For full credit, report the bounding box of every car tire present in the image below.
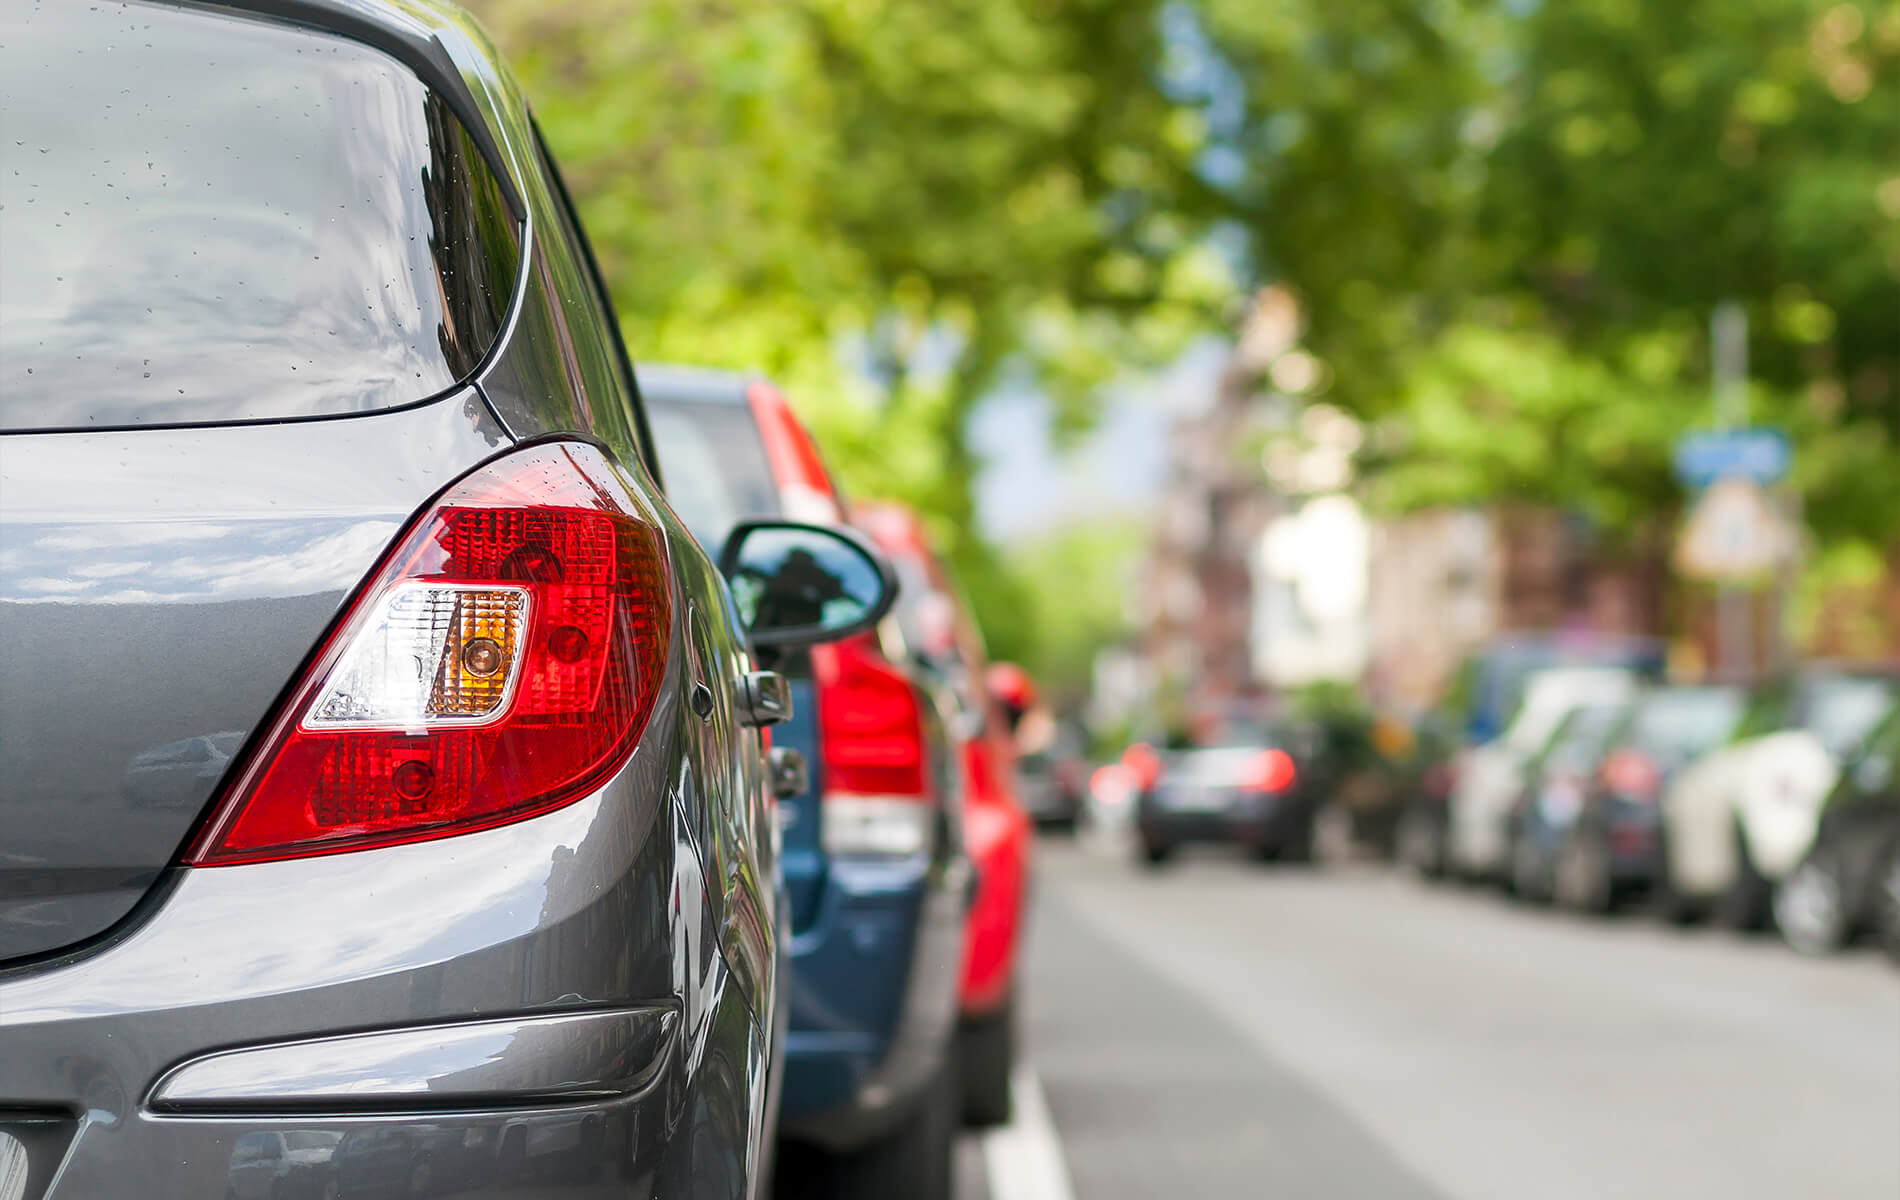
[1874,845,1900,966]
[959,998,1015,1128]
[1775,845,1852,956]
[1510,830,1550,904]
[1553,827,1613,915]
[1139,840,1173,868]
[1280,812,1318,864]
[1398,808,1446,879]
[829,1065,957,1200]
[1718,821,1772,932]
[1650,828,1701,925]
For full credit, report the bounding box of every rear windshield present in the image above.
[646,397,781,551]
[0,2,520,430]
[1626,687,1745,760]
[1799,676,1897,757]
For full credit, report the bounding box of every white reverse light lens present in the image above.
[821,793,936,858]
[303,583,529,730]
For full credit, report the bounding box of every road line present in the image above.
[981,1066,1076,1200]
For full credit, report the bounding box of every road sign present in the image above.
[1675,477,1796,580]
[1673,428,1791,488]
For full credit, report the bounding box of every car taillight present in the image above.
[1122,742,1162,791]
[813,634,933,856]
[1243,748,1298,793]
[1600,748,1662,802]
[190,443,672,865]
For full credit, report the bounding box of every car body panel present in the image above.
[0,1,784,1193]
[1662,671,1898,897]
[855,500,1033,1019]
[0,393,509,963]
[641,368,968,1151]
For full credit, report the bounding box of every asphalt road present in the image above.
[977,838,1900,1200]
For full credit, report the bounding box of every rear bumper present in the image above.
[0,765,768,1200]
[778,854,967,1153]
[1138,789,1312,849]
[1605,803,1665,885]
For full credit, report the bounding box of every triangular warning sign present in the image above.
[1675,477,1794,580]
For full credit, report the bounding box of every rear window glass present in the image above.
[1627,687,1745,759]
[0,2,520,430]
[646,398,780,551]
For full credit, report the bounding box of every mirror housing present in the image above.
[717,520,898,649]
[985,661,1038,735]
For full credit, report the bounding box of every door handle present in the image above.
[737,670,793,728]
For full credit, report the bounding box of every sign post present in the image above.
[1672,303,1797,680]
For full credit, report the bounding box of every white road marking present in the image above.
[981,1066,1076,1200]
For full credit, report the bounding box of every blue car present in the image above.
[642,366,970,1200]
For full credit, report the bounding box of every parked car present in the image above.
[857,501,1035,1127]
[1399,635,1664,879]
[1774,707,1900,956]
[1013,723,1088,832]
[1505,699,1635,902]
[1658,666,1899,927]
[0,4,893,1195]
[1540,684,1747,913]
[642,366,970,1200]
[1134,718,1326,865]
[1446,664,1647,880]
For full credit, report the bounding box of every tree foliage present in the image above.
[467,0,1899,683]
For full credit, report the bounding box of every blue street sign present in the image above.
[1673,428,1791,488]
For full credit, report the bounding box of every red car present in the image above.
[855,502,1036,1127]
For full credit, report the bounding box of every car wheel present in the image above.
[1398,809,1445,879]
[1553,827,1613,915]
[1718,821,1773,932]
[959,997,1015,1128]
[1510,831,1550,904]
[1650,829,1701,926]
[1775,846,1851,956]
[1874,846,1900,966]
[829,1065,957,1200]
[1279,812,1318,864]
[1138,840,1173,868]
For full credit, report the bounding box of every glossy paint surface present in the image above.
[0,0,785,1193]
[0,393,508,962]
[639,370,969,1147]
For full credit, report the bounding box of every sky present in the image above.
[969,339,1228,545]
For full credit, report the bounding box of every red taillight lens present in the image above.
[1122,742,1162,791]
[1600,748,1662,802]
[812,634,926,798]
[191,443,672,865]
[1243,748,1298,793]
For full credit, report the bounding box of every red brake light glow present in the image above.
[1600,748,1663,802]
[191,443,672,865]
[812,634,927,798]
[1243,748,1298,793]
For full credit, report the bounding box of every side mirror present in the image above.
[985,661,1038,735]
[717,520,898,649]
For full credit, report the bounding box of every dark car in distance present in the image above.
[1135,722,1325,866]
[0,4,895,1196]
[1548,684,1747,914]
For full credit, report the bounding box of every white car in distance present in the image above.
[1659,669,1898,927]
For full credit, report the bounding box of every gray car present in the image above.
[0,3,896,1196]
